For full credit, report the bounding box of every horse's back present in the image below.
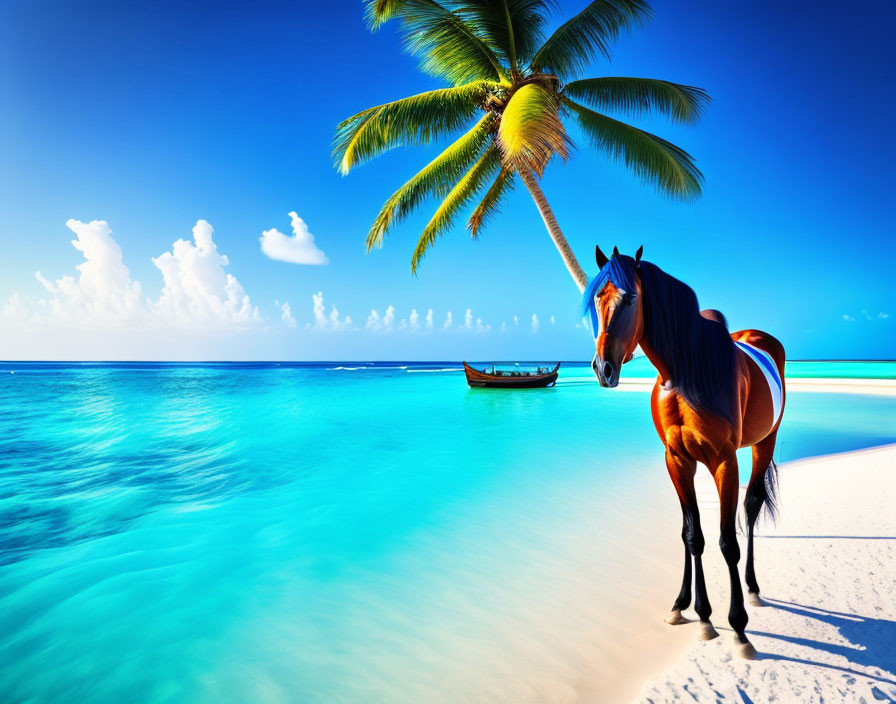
[730,329,786,372]
[731,329,786,446]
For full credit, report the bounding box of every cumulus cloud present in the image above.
[260,211,328,265]
[277,300,296,328]
[455,309,490,333]
[399,308,420,332]
[309,291,352,331]
[531,313,540,333]
[30,219,145,326]
[2,292,28,321]
[152,220,258,326]
[360,305,491,334]
[4,218,261,330]
[366,305,395,332]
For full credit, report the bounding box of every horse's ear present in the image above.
[595,245,609,269]
[612,246,620,258]
[635,245,643,263]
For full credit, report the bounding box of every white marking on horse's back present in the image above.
[735,341,783,427]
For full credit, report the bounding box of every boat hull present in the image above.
[463,362,560,389]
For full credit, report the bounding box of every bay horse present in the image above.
[583,245,785,659]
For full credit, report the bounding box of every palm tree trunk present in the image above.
[518,169,588,293]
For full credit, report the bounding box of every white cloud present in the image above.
[259,211,328,265]
[361,306,492,334]
[30,219,145,326]
[500,322,507,333]
[366,305,395,332]
[454,309,490,333]
[277,300,296,328]
[310,291,352,331]
[4,218,260,332]
[513,315,519,326]
[2,292,28,321]
[35,271,56,293]
[152,220,258,326]
[401,308,420,332]
[550,315,555,325]
[531,313,540,333]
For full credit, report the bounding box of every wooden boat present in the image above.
[463,362,560,389]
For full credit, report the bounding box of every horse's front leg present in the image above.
[714,449,756,659]
[664,448,717,639]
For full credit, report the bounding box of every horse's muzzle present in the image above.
[592,358,619,388]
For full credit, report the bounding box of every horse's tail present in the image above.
[745,458,780,526]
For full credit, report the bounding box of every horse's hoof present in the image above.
[747,592,763,607]
[665,609,689,625]
[698,621,719,640]
[734,635,757,659]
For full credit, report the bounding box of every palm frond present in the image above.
[334,82,495,174]
[563,77,710,125]
[367,114,495,250]
[369,0,508,84]
[468,168,516,237]
[412,145,502,272]
[364,0,407,27]
[498,83,570,174]
[453,0,554,70]
[562,97,703,198]
[530,0,651,79]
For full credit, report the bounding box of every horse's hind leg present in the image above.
[714,448,755,659]
[744,431,779,605]
[664,448,717,639]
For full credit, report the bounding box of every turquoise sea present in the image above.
[1,361,895,703]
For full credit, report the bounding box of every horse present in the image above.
[582,245,786,659]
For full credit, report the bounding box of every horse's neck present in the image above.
[637,338,672,386]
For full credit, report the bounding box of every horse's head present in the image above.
[582,245,645,388]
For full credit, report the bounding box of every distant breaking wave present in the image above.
[405,368,462,373]
[327,365,410,371]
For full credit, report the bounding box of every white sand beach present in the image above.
[633,443,896,703]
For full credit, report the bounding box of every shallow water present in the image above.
[1,362,894,703]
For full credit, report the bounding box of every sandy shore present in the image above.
[633,443,896,703]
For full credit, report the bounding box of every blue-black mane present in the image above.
[636,258,737,424]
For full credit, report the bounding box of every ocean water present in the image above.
[1,362,895,703]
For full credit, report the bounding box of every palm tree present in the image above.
[333,0,709,292]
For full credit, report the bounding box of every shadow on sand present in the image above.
[750,598,896,696]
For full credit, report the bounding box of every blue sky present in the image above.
[1,0,893,360]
